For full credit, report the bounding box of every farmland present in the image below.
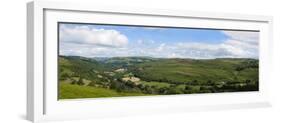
[58,55,259,99]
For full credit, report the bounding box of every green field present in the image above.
[59,82,147,99]
[58,56,259,99]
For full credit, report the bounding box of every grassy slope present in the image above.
[58,56,258,99]
[135,58,258,83]
[59,83,148,99]
[59,56,108,81]
[60,56,258,84]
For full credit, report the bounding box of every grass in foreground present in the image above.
[59,83,148,99]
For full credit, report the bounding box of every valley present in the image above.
[58,55,259,99]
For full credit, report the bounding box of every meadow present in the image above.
[58,55,259,99]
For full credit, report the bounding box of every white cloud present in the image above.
[60,25,259,59]
[59,25,130,57]
[153,37,259,59]
[222,30,259,58]
[156,43,166,51]
[60,25,128,48]
[222,30,259,46]
[136,30,259,59]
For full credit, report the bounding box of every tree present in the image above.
[191,80,198,85]
[245,79,251,83]
[88,81,96,87]
[60,72,69,80]
[207,80,213,86]
[144,85,153,94]
[77,77,84,85]
[167,87,183,94]
[128,73,133,78]
[185,85,192,90]
[71,79,77,85]
[199,86,208,91]
[110,81,118,90]
[137,84,145,90]
[159,87,168,94]
[125,81,135,88]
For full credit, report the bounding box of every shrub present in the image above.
[77,77,85,85]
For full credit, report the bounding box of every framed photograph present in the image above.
[27,0,273,122]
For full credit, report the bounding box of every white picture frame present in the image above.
[27,0,273,122]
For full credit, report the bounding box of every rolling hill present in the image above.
[58,55,259,99]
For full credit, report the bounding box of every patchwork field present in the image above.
[58,56,258,99]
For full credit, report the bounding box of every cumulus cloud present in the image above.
[222,30,259,58]
[170,40,258,59]
[222,30,259,46]
[59,24,259,59]
[148,37,259,59]
[60,42,130,58]
[126,30,259,59]
[60,25,128,48]
[59,24,130,57]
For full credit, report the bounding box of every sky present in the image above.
[59,23,259,59]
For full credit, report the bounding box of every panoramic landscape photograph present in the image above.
[58,23,259,99]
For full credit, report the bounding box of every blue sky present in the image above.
[62,23,228,44]
[59,23,259,59]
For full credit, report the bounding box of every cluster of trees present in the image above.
[70,77,85,85]
[217,81,258,91]
[235,60,258,71]
[59,72,70,81]
[59,57,259,95]
[107,78,147,93]
[61,66,258,95]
